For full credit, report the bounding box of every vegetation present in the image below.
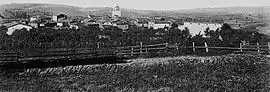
[1,23,269,51]
[1,54,269,91]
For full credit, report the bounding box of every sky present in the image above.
[0,0,269,10]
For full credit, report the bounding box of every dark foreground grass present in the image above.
[0,54,270,92]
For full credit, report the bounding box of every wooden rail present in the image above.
[116,42,270,57]
[1,41,270,63]
[116,43,168,56]
[0,48,115,63]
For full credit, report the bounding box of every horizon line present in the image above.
[0,2,269,11]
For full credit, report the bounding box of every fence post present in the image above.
[240,43,243,52]
[165,43,168,48]
[146,47,148,53]
[257,42,260,52]
[176,43,179,50]
[268,42,270,51]
[97,42,100,48]
[51,42,53,49]
[131,47,134,56]
[204,42,208,52]
[192,42,195,52]
[140,42,143,54]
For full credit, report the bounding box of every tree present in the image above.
[221,23,232,30]
[170,22,179,30]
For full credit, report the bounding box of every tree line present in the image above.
[0,23,269,51]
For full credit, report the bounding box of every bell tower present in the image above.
[112,4,121,19]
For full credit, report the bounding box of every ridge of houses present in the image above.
[0,5,177,35]
[2,4,254,35]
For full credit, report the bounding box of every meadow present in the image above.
[0,54,270,92]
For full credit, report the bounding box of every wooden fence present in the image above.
[0,48,115,63]
[116,42,270,57]
[116,42,169,56]
[241,42,270,52]
[1,41,270,63]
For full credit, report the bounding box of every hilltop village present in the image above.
[0,4,268,50]
[0,5,169,35]
[0,5,259,35]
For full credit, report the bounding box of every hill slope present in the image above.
[0,3,269,19]
[0,3,87,17]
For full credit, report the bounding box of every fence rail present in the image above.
[0,48,115,63]
[116,42,270,57]
[1,42,270,63]
[116,42,168,56]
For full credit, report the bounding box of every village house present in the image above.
[28,23,39,28]
[138,21,149,28]
[112,21,129,30]
[84,19,100,28]
[28,15,52,28]
[115,23,129,30]
[53,13,68,22]
[30,16,40,22]
[101,22,113,29]
[51,13,69,27]
[148,21,171,30]
[57,20,70,27]
[44,20,57,28]
[5,23,32,35]
[69,24,79,29]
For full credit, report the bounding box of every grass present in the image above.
[0,54,270,91]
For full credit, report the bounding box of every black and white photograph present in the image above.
[0,0,270,91]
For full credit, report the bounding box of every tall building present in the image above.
[112,4,121,19]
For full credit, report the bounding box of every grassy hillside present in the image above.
[174,7,270,15]
[0,54,269,91]
[0,3,86,17]
[1,3,269,19]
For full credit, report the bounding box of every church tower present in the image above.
[112,4,121,19]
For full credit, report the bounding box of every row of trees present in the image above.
[0,23,269,51]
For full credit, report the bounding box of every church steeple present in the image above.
[112,4,121,19]
[114,4,120,11]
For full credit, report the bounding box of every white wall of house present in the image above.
[148,22,170,29]
[117,25,129,30]
[7,24,32,35]
[53,16,58,22]
[30,16,39,22]
[138,23,148,27]
[29,23,38,28]
[70,25,79,29]
[57,23,63,27]
[153,24,170,29]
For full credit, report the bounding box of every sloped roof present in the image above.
[0,14,4,19]
[5,23,32,28]
[154,21,170,24]
[2,22,18,27]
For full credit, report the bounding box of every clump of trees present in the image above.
[0,23,269,52]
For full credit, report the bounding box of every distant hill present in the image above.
[0,3,269,19]
[174,7,270,14]
[0,3,152,18]
[0,3,87,17]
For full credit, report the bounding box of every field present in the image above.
[0,54,270,91]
